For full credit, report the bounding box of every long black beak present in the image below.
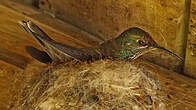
[155,46,183,62]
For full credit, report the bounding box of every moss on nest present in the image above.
[17,60,166,110]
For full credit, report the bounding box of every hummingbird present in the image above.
[18,20,183,64]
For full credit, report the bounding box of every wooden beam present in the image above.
[0,48,30,69]
[184,1,196,78]
[0,60,23,109]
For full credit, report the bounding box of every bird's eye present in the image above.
[137,40,147,46]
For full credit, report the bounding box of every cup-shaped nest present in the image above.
[17,60,166,110]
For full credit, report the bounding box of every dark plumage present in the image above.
[18,20,183,64]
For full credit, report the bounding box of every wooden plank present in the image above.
[0,48,30,69]
[184,1,196,78]
[0,60,23,110]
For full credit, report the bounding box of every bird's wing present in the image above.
[18,20,88,63]
[25,46,52,64]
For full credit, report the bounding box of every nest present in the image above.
[17,60,166,110]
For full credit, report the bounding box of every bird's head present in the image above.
[115,27,183,62]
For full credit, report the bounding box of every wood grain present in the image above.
[184,0,196,78]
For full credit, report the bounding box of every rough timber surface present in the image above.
[184,1,196,78]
